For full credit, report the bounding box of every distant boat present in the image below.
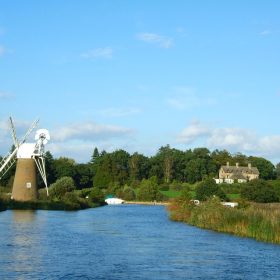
[105,197,124,205]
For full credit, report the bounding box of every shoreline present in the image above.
[125,201,170,206]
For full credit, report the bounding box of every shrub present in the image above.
[49,177,76,199]
[241,179,279,203]
[137,176,163,201]
[195,178,226,201]
[89,187,104,204]
[38,188,48,200]
[121,185,136,201]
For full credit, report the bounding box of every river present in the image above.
[0,205,280,279]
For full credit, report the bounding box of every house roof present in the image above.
[220,165,259,175]
[229,173,247,180]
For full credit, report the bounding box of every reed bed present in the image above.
[168,198,280,244]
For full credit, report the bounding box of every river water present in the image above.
[0,205,280,280]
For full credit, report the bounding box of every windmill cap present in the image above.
[17,143,36,159]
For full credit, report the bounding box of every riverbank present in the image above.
[168,197,280,244]
[125,201,170,206]
[0,197,103,211]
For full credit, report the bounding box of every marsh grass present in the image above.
[169,198,280,244]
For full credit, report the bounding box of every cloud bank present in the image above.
[177,120,280,162]
[52,121,132,142]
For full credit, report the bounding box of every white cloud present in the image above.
[207,127,256,151]
[52,121,133,142]
[81,47,113,59]
[97,107,141,117]
[177,120,210,143]
[136,32,173,48]
[177,121,280,163]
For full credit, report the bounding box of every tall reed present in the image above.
[168,198,280,244]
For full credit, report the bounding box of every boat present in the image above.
[105,197,124,205]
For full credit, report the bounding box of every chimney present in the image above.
[236,162,239,168]
[248,163,251,169]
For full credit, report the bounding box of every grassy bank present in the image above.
[0,196,104,211]
[0,200,7,211]
[168,197,280,244]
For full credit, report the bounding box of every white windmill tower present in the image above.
[0,117,50,201]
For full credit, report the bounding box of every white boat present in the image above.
[105,197,124,205]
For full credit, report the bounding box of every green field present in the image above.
[226,193,241,200]
[160,190,181,198]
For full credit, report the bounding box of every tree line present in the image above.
[0,145,279,193]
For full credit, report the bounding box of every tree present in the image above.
[129,152,150,182]
[232,152,248,166]
[93,154,112,189]
[276,163,280,179]
[90,147,100,164]
[44,151,56,186]
[137,176,163,201]
[248,157,276,180]
[53,157,76,180]
[211,149,232,169]
[89,187,104,204]
[110,150,130,185]
[122,186,136,201]
[196,178,226,201]
[241,179,279,203]
[73,163,93,189]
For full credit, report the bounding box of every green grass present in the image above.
[227,193,241,200]
[160,190,181,198]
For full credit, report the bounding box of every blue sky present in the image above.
[0,1,280,163]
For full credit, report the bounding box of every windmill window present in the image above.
[26,182,32,188]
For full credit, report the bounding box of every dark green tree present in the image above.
[110,149,130,185]
[93,154,112,189]
[89,187,104,204]
[248,156,276,180]
[241,179,278,203]
[44,151,56,186]
[129,152,150,182]
[211,149,232,170]
[53,157,76,180]
[276,162,280,179]
[196,178,226,201]
[90,147,100,164]
[74,163,93,189]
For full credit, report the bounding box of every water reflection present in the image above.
[12,210,36,223]
[9,210,42,279]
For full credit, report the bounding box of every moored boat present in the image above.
[105,197,124,205]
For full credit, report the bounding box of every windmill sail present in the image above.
[0,149,17,179]
[0,117,39,180]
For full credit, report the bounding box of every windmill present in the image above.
[0,117,50,201]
